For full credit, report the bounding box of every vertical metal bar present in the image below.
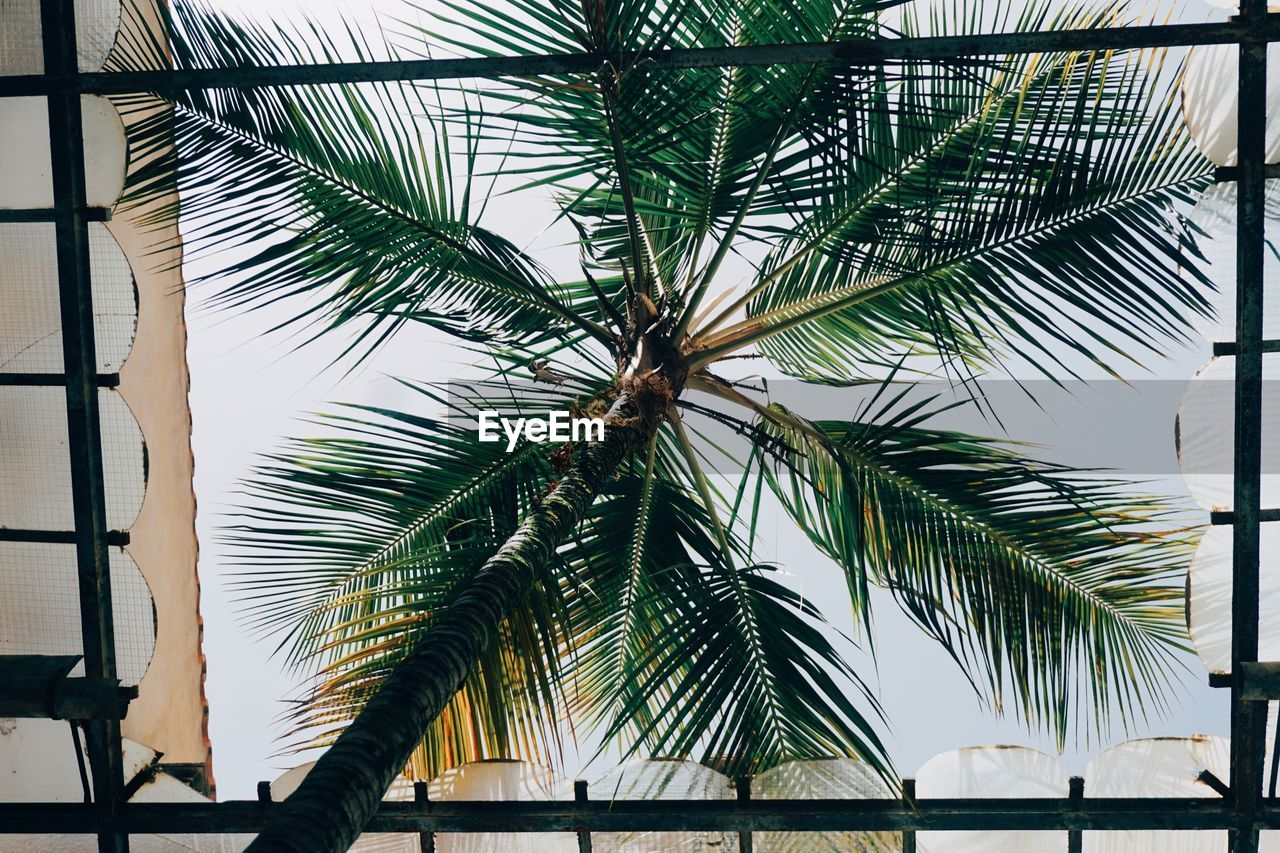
[735,777,753,853]
[1229,4,1269,852]
[573,779,591,853]
[1068,776,1084,853]
[902,778,917,853]
[38,0,127,850]
[414,782,435,853]
[1269,701,1280,798]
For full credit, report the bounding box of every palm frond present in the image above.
[224,382,580,775]
[692,0,1214,379]
[277,529,571,778]
[560,439,891,777]
[751,392,1193,744]
[413,0,901,307]
[230,378,890,777]
[112,1,611,361]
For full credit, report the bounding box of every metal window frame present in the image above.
[3,1,1275,850]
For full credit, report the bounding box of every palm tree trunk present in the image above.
[246,391,652,852]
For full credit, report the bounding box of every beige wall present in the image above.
[104,0,212,787]
[111,194,212,778]
[107,0,210,781]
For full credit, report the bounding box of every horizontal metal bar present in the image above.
[0,655,82,682]
[1,18,1278,97]
[0,655,134,720]
[0,373,121,388]
[1212,341,1280,356]
[0,529,130,546]
[1,798,1276,835]
[1242,662,1280,700]
[0,208,111,222]
[1214,165,1280,183]
[0,678,136,720]
[1210,509,1280,525]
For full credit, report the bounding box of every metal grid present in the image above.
[0,222,138,375]
[0,386,145,530]
[1177,357,1280,514]
[0,542,155,686]
[1185,185,1280,344]
[0,0,122,74]
[0,0,1276,851]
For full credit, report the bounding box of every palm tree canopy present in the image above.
[119,0,1212,784]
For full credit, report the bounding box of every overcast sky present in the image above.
[188,0,1235,799]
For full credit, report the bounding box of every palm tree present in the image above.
[118,0,1214,849]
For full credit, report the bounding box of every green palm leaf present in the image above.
[276,530,571,777]
[560,438,891,777]
[113,1,611,361]
[225,382,578,776]
[751,392,1192,743]
[691,1,1214,379]
[416,0,901,304]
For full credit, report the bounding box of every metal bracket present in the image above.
[1241,662,1280,700]
[1197,770,1232,798]
[1210,510,1280,525]
[0,655,136,720]
[1213,165,1280,182]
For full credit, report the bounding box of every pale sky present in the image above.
[189,0,1235,799]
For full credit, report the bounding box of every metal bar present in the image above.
[1271,703,1280,799]
[0,373,121,387]
[0,655,81,681]
[1242,663,1280,700]
[736,777,753,853]
[1068,777,1084,853]
[2,18,1278,98]
[0,529,130,545]
[39,0,127,849]
[1215,165,1280,183]
[902,778,917,853]
[1212,341,1280,357]
[2,798,1278,835]
[0,677,135,720]
[1210,509,1280,525]
[70,722,92,803]
[0,208,111,222]
[119,759,160,804]
[0,4,1268,848]
[1229,2,1270,851]
[415,782,435,853]
[573,780,590,853]
[1200,770,1234,799]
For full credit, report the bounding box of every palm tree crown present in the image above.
[118,0,1213,848]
